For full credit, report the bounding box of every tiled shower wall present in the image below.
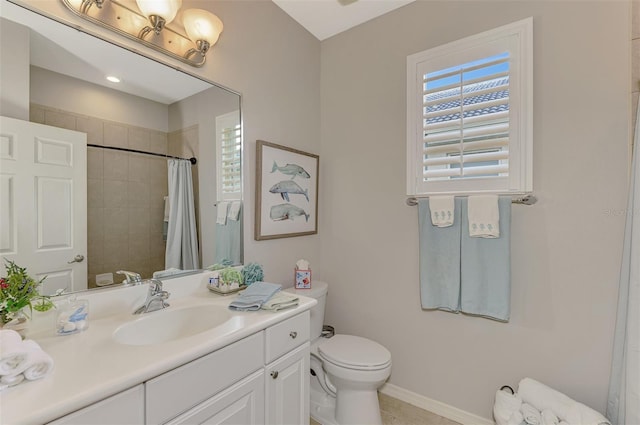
[30,103,169,288]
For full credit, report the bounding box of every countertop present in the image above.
[0,273,316,424]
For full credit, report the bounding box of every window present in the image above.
[215,111,242,201]
[407,18,533,196]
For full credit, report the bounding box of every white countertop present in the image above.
[0,272,316,424]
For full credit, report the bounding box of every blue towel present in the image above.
[460,196,511,321]
[418,198,462,312]
[228,281,282,311]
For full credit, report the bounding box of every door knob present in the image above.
[270,371,279,379]
[67,254,84,264]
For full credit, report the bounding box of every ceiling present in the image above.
[272,0,416,41]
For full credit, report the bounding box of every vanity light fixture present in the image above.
[60,0,224,67]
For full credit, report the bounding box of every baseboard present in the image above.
[379,382,494,425]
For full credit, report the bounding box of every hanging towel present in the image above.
[163,196,170,241]
[460,196,511,321]
[261,293,299,311]
[418,198,462,312]
[468,195,500,238]
[217,201,229,225]
[228,281,282,311]
[227,201,241,221]
[429,195,455,227]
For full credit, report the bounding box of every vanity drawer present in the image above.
[145,332,263,425]
[264,311,310,364]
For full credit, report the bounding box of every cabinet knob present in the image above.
[270,371,279,379]
[289,331,297,339]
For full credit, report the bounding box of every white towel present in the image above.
[494,389,524,425]
[0,330,29,376]
[429,196,455,227]
[261,293,299,312]
[20,340,53,381]
[227,201,241,221]
[518,378,611,425]
[217,201,229,225]
[468,195,500,238]
[163,196,170,221]
[542,409,560,425]
[522,403,542,425]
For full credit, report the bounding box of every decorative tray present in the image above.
[207,283,247,295]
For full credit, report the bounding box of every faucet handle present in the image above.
[147,278,164,293]
[116,270,142,284]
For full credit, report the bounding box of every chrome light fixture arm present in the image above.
[60,0,215,67]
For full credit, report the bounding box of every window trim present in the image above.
[406,17,533,196]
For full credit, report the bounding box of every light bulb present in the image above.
[182,9,224,47]
[136,0,182,24]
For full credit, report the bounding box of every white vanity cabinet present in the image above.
[47,310,311,425]
[48,385,145,425]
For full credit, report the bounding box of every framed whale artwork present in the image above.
[255,140,319,240]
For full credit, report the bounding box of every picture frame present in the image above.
[255,140,319,240]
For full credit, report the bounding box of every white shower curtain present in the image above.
[606,100,640,425]
[165,159,200,270]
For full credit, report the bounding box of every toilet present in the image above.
[285,281,392,425]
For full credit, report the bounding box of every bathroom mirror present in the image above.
[0,2,243,294]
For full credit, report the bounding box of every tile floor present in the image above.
[310,393,462,425]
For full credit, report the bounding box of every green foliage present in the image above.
[0,259,53,324]
[219,267,243,285]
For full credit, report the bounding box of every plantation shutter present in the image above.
[407,18,533,196]
[216,111,241,200]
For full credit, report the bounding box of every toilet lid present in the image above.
[318,335,391,370]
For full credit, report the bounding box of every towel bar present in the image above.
[406,194,537,207]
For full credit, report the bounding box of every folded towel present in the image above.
[468,195,500,238]
[0,330,30,376]
[542,409,560,425]
[261,293,299,311]
[217,201,229,225]
[228,201,241,221]
[21,340,53,381]
[429,196,455,227]
[494,389,524,425]
[522,403,542,425]
[229,281,282,311]
[518,378,611,425]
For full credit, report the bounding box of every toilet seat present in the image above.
[318,334,391,371]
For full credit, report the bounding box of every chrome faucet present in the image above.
[133,279,170,314]
[117,270,143,285]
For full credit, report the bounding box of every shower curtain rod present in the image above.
[87,144,197,164]
[406,194,537,206]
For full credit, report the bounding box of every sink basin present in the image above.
[113,304,234,346]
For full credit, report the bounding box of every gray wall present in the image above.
[320,0,630,419]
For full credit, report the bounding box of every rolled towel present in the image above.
[518,378,610,425]
[467,195,500,238]
[261,293,299,312]
[494,389,524,425]
[0,330,30,376]
[522,403,542,425]
[429,196,455,227]
[20,340,54,381]
[542,409,559,425]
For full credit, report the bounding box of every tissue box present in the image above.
[295,269,312,289]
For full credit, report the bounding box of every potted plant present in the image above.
[0,259,54,336]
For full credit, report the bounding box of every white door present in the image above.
[0,116,87,295]
[265,342,310,425]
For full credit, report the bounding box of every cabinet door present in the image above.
[48,385,144,425]
[265,342,310,425]
[166,370,265,425]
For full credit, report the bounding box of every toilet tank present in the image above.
[285,280,327,340]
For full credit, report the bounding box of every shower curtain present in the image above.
[165,159,200,270]
[606,100,640,425]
